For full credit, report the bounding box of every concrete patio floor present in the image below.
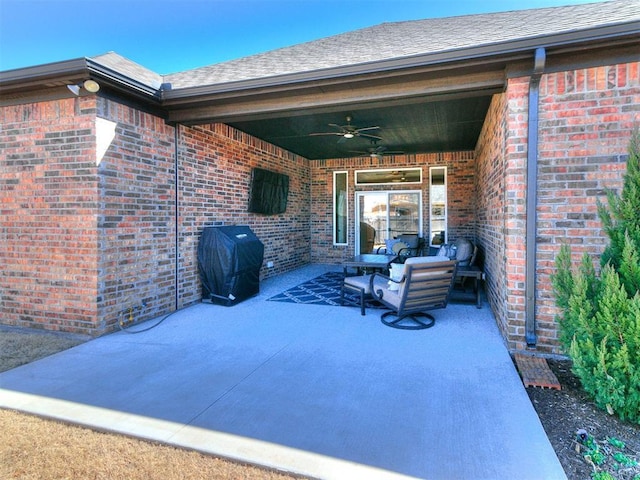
[0,264,566,480]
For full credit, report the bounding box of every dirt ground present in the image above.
[526,359,639,480]
[1,328,638,480]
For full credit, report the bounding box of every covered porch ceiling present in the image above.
[225,95,494,160]
[163,60,509,161]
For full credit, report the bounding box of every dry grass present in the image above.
[0,328,305,480]
[0,410,301,480]
[0,330,84,371]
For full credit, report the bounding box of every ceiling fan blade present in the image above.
[348,146,404,158]
[355,126,380,133]
[358,132,383,141]
[310,116,381,141]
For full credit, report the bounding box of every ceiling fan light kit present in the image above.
[350,141,405,159]
[310,115,382,142]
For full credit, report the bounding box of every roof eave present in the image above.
[0,57,162,103]
[0,58,89,88]
[161,21,640,104]
[85,58,162,101]
[1,19,637,109]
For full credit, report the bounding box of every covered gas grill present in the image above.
[198,225,264,306]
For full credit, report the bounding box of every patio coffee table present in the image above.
[341,254,397,315]
[343,254,397,276]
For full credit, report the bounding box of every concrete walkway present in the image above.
[0,264,566,480]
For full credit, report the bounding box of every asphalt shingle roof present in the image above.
[90,52,164,89]
[90,0,640,92]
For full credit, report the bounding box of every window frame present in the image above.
[354,168,422,186]
[333,171,348,246]
[428,166,448,248]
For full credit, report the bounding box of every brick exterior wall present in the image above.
[503,77,531,351]
[533,61,639,351]
[0,99,311,335]
[310,152,476,263]
[475,61,639,353]
[176,123,311,308]
[1,61,636,351]
[96,98,177,333]
[475,92,509,341]
[1,97,100,334]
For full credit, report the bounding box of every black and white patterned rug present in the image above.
[268,271,382,309]
[268,272,347,306]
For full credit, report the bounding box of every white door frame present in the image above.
[355,190,423,254]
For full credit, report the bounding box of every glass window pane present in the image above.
[355,168,422,185]
[356,191,422,254]
[333,171,348,245]
[389,192,420,239]
[429,167,447,247]
[358,192,386,253]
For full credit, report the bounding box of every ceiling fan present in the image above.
[309,115,382,141]
[350,142,404,159]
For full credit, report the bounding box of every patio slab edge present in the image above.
[0,388,420,480]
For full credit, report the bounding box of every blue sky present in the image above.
[0,0,600,74]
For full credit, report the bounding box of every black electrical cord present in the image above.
[117,308,183,334]
[120,125,183,335]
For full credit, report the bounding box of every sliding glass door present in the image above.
[356,191,422,254]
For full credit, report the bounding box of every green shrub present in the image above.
[598,131,640,297]
[552,130,640,425]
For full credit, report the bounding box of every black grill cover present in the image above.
[198,226,264,306]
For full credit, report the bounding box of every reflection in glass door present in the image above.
[356,191,422,254]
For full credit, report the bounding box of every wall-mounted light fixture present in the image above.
[67,79,100,95]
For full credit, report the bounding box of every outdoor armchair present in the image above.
[375,233,424,262]
[395,233,424,258]
[370,256,457,330]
